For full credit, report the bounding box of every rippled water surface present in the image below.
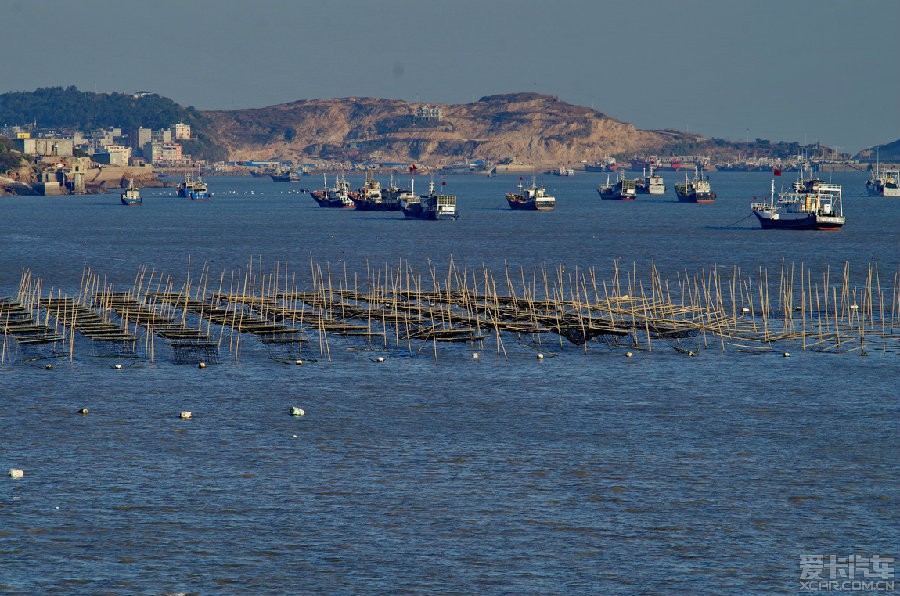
[1,171,897,594]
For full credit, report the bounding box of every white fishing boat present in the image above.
[751,179,844,230]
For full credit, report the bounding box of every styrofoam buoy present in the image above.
[472,352,479,360]
[198,362,206,369]
[290,407,305,417]
[741,307,750,314]
[8,469,24,479]
[376,357,384,363]
[114,364,123,370]
[850,304,859,310]
[44,364,53,370]
[295,359,303,366]
[537,353,544,360]
[783,352,791,358]
[77,408,89,415]
[625,351,633,358]
[180,411,193,420]
[689,351,696,357]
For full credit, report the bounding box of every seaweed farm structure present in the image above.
[2,259,899,366]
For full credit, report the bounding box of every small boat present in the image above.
[310,173,355,208]
[636,166,666,195]
[120,179,141,206]
[271,170,303,182]
[400,179,458,220]
[597,171,637,200]
[674,166,716,203]
[506,176,556,211]
[351,170,401,211]
[751,179,844,230]
[548,166,575,176]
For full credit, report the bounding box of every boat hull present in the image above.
[120,198,141,206]
[506,198,556,211]
[313,198,354,208]
[352,199,401,211]
[675,190,716,203]
[598,189,636,201]
[753,211,844,230]
[401,205,458,220]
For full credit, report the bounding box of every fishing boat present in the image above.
[120,179,141,206]
[177,169,210,200]
[548,166,575,176]
[674,166,716,203]
[505,176,556,211]
[400,179,458,220]
[176,172,194,198]
[270,170,303,182]
[866,168,900,197]
[597,171,637,200]
[636,166,666,195]
[310,173,355,208]
[751,179,844,230]
[351,170,401,211]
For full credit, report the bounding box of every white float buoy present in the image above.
[850,304,859,310]
[689,351,696,357]
[295,359,303,366]
[198,362,206,369]
[180,411,193,420]
[77,408,89,415]
[290,407,305,417]
[783,352,791,358]
[625,351,633,358]
[114,364,123,370]
[472,352,479,360]
[376,357,384,363]
[741,307,750,314]
[8,469,24,479]
[44,364,53,370]
[537,353,544,360]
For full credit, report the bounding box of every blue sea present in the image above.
[1,170,897,594]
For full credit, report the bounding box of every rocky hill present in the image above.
[202,92,700,166]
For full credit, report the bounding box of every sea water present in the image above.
[0,171,897,594]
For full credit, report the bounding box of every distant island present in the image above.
[0,87,895,195]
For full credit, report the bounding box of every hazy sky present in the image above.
[2,0,898,153]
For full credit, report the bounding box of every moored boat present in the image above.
[400,179,458,220]
[177,169,210,200]
[310,173,355,208]
[505,176,556,211]
[866,167,900,197]
[751,179,844,230]
[597,171,637,200]
[674,166,716,203]
[271,170,303,182]
[636,166,666,195]
[120,179,141,206]
[351,170,401,211]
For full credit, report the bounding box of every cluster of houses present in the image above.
[2,121,193,167]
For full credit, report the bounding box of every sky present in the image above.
[2,0,898,154]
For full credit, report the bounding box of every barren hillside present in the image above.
[201,92,689,166]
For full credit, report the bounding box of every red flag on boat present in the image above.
[773,167,782,176]
[409,164,417,173]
